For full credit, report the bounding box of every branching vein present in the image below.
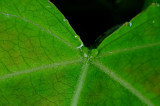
[0,58,82,80]
[0,12,77,50]
[71,59,89,106]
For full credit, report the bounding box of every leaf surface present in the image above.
[0,0,160,106]
[95,3,160,105]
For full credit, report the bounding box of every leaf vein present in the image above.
[99,15,160,50]
[0,58,82,80]
[0,12,77,50]
[71,59,89,106]
[92,60,154,106]
[97,42,160,58]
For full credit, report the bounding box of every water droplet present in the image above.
[84,53,88,57]
[48,0,51,3]
[47,6,51,8]
[75,35,78,38]
[129,22,132,27]
[77,43,83,49]
[74,35,84,49]
[63,18,66,22]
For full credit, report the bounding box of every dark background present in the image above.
[50,0,157,48]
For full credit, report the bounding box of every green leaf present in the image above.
[0,0,160,106]
[143,0,160,9]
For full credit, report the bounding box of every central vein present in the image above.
[71,58,89,106]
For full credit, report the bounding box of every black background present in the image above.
[51,0,144,48]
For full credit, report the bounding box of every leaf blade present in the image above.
[0,0,84,105]
[95,3,160,105]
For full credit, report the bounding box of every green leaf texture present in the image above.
[0,0,160,106]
